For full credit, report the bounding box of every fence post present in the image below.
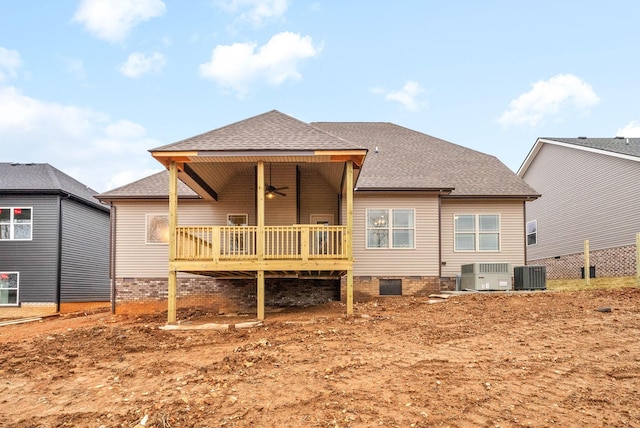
[584,239,590,286]
[636,233,640,287]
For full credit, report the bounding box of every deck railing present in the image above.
[175,225,347,261]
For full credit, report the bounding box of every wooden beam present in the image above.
[168,161,178,324]
[346,160,354,316]
[170,259,352,272]
[257,162,265,261]
[257,270,265,321]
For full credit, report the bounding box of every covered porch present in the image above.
[151,143,365,322]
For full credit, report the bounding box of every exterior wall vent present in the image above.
[460,263,511,291]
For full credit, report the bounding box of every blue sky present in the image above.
[1,0,639,192]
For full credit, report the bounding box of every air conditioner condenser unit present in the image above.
[460,262,512,291]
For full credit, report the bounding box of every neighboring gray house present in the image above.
[99,111,539,319]
[518,137,640,279]
[0,163,111,317]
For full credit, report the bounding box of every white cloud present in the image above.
[219,0,289,27]
[0,86,161,192]
[0,47,22,81]
[199,31,321,97]
[499,74,600,127]
[119,52,166,77]
[372,81,426,112]
[73,0,166,43]
[616,121,640,138]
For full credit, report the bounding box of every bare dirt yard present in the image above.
[1,288,639,427]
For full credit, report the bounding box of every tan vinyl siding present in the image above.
[440,199,525,277]
[264,164,297,226]
[523,144,640,261]
[115,196,253,277]
[350,194,440,276]
[299,169,339,224]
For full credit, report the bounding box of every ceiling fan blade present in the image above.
[275,190,287,196]
[274,186,289,191]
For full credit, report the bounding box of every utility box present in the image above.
[460,262,511,291]
[514,265,546,290]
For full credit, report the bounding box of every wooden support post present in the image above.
[584,239,590,286]
[346,160,354,316]
[168,161,178,324]
[636,233,640,287]
[257,270,265,321]
[256,162,265,320]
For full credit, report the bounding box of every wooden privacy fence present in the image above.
[175,225,347,261]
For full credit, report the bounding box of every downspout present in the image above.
[56,195,62,312]
[438,194,442,283]
[109,203,117,314]
[522,201,527,265]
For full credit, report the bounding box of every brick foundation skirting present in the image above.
[115,277,340,315]
[341,276,442,301]
[530,244,637,280]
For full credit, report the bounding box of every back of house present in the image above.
[98,110,539,318]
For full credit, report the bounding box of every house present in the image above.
[98,110,539,321]
[0,163,111,317]
[517,137,640,279]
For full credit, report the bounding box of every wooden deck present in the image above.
[171,225,350,277]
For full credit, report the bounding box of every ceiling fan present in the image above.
[265,163,288,199]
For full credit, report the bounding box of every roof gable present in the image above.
[518,137,640,177]
[152,110,365,153]
[0,163,108,210]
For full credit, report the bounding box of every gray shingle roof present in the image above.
[104,112,539,199]
[0,163,108,210]
[152,110,365,152]
[98,170,199,200]
[541,137,640,158]
[312,122,539,197]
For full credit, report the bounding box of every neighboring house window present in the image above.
[0,272,19,305]
[0,207,32,240]
[454,214,500,251]
[526,220,537,246]
[366,209,415,249]
[146,214,169,244]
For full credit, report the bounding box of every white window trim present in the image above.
[145,213,169,245]
[0,272,19,306]
[454,213,501,252]
[526,220,537,246]
[366,208,416,250]
[227,213,249,226]
[0,207,33,241]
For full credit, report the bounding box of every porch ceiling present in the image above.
[150,150,364,200]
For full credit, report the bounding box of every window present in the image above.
[454,214,500,251]
[366,209,415,249]
[146,214,169,244]
[0,207,32,240]
[227,214,249,254]
[0,272,19,305]
[227,214,248,226]
[526,220,537,246]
